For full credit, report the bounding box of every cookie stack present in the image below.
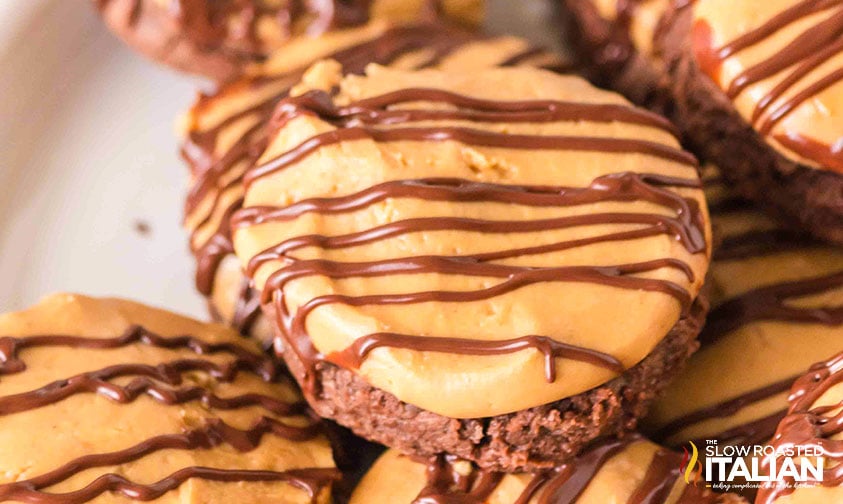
[0,1,839,503]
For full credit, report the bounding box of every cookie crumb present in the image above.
[134,220,151,237]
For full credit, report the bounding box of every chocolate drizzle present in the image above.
[409,435,722,503]
[0,324,337,503]
[182,24,558,337]
[756,351,843,503]
[651,171,843,448]
[691,0,843,171]
[327,333,625,383]
[231,74,708,398]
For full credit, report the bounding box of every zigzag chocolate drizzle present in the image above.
[756,351,843,503]
[691,0,843,171]
[182,24,558,336]
[234,83,707,395]
[652,172,843,448]
[410,434,722,503]
[0,325,336,503]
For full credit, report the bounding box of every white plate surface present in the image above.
[0,0,561,319]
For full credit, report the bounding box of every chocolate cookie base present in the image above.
[560,0,843,245]
[96,0,251,81]
[275,296,707,473]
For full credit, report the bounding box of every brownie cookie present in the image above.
[560,0,843,244]
[0,293,337,503]
[645,165,843,450]
[756,351,843,503]
[350,439,745,503]
[93,0,484,81]
[181,21,566,346]
[231,63,712,471]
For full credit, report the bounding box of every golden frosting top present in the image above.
[692,0,843,173]
[181,20,566,341]
[349,440,743,503]
[756,352,843,503]
[0,294,336,504]
[645,164,843,448]
[231,63,711,418]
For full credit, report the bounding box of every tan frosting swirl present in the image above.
[645,164,843,448]
[231,64,710,418]
[0,294,336,504]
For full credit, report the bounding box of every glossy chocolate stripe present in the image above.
[751,37,843,127]
[627,449,682,504]
[716,0,843,61]
[249,211,702,281]
[272,259,692,393]
[758,65,843,136]
[413,453,503,504]
[327,333,625,382]
[654,375,797,444]
[774,131,843,173]
[0,325,275,378]
[274,87,678,132]
[234,172,700,227]
[6,467,337,504]
[535,436,635,503]
[726,6,843,99]
[698,271,843,346]
[245,125,697,187]
[0,359,303,416]
[757,352,843,502]
[0,416,334,503]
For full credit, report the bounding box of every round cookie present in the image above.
[645,165,843,449]
[350,439,745,503]
[559,0,843,244]
[0,293,337,503]
[93,0,484,81]
[756,351,843,503]
[231,63,712,471]
[182,21,566,346]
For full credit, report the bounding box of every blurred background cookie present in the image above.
[93,0,485,81]
[557,0,843,245]
[645,164,843,451]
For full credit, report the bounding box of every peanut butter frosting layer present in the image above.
[181,21,566,341]
[349,439,741,503]
[756,352,843,503]
[645,165,843,448]
[95,0,484,77]
[691,0,843,173]
[231,63,711,418]
[0,293,337,504]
